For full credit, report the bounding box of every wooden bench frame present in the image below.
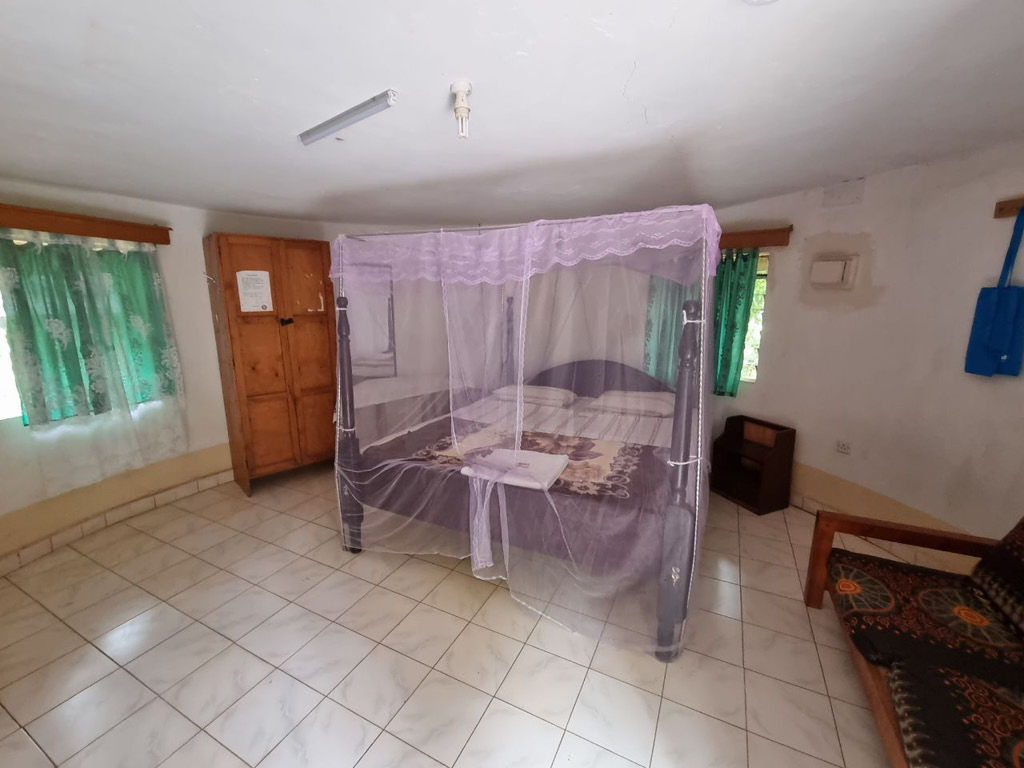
[803,510,999,768]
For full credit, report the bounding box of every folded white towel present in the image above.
[460,449,569,490]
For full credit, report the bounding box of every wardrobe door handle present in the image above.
[279,318,294,326]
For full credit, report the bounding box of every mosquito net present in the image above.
[331,205,721,659]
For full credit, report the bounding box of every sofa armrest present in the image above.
[803,510,999,608]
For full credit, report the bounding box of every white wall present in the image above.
[0,177,373,515]
[713,140,1024,538]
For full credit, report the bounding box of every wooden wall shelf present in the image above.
[994,196,1024,219]
[0,203,172,244]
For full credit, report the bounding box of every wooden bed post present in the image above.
[336,295,364,553]
[656,299,701,662]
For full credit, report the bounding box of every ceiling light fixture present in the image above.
[450,81,472,139]
[298,89,397,146]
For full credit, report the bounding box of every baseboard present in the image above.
[0,443,233,564]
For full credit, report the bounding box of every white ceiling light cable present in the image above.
[298,89,397,145]
[450,81,472,139]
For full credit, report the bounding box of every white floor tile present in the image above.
[740,559,804,600]
[384,604,467,665]
[387,670,490,767]
[138,556,217,600]
[275,522,338,556]
[355,732,442,767]
[663,650,745,727]
[550,578,615,620]
[694,576,742,619]
[741,588,813,640]
[167,570,250,619]
[0,644,116,725]
[296,571,374,620]
[739,534,796,568]
[159,732,248,768]
[206,670,321,766]
[173,522,237,555]
[0,706,15,739]
[35,570,129,618]
[201,585,288,641]
[330,645,429,727]
[682,609,743,666]
[747,732,839,768]
[249,513,307,543]
[341,551,408,584]
[112,543,190,583]
[339,587,418,641]
[745,670,842,765]
[652,699,747,768]
[743,624,826,693]
[61,698,195,768]
[527,605,602,666]
[703,527,740,556]
[698,550,741,584]
[26,670,153,764]
[93,604,192,664]
[423,572,496,620]
[436,624,522,694]
[221,504,281,533]
[0,592,56,652]
[471,587,541,642]
[226,543,299,582]
[817,645,868,707]
[195,532,266,569]
[259,557,333,601]
[261,698,379,768]
[591,624,667,695]
[739,512,791,543]
[306,537,356,569]
[163,644,272,726]
[0,729,52,768]
[832,698,889,768]
[454,698,562,768]
[567,670,660,766]
[63,584,158,640]
[552,732,641,768]
[497,645,586,728]
[238,603,328,665]
[381,559,451,601]
[0,624,84,689]
[125,623,230,693]
[281,624,375,694]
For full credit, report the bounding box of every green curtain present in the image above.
[0,234,182,426]
[644,276,690,388]
[643,248,759,396]
[713,248,759,396]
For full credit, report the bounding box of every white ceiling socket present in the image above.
[450,81,472,139]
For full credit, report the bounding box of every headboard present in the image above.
[527,360,671,398]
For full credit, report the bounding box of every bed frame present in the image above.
[335,294,705,661]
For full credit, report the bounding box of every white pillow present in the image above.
[584,390,675,417]
[492,385,577,407]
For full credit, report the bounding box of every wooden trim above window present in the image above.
[720,226,792,250]
[0,203,172,245]
[994,196,1024,219]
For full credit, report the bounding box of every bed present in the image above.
[353,361,675,572]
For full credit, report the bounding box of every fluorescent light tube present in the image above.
[299,90,397,145]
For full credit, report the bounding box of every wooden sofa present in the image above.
[804,511,1023,768]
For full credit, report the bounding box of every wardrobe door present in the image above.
[278,239,336,463]
[218,235,302,476]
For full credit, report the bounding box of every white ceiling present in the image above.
[2,1,1024,226]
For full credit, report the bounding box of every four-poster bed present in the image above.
[331,206,720,660]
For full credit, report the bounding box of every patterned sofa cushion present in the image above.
[827,548,1024,686]
[888,660,1024,768]
[972,515,1024,636]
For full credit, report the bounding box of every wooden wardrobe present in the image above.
[204,234,336,494]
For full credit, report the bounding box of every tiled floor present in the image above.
[0,468,890,767]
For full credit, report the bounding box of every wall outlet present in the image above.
[835,440,852,456]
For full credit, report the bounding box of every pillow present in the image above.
[583,390,675,417]
[492,385,576,407]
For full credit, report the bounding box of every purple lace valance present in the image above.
[331,205,721,291]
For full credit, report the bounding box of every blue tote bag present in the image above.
[965,208,1024,377]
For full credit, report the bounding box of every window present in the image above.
[0,301,21,419]
[740,254,770,382]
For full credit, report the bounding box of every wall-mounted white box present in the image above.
[810,254,858,289]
